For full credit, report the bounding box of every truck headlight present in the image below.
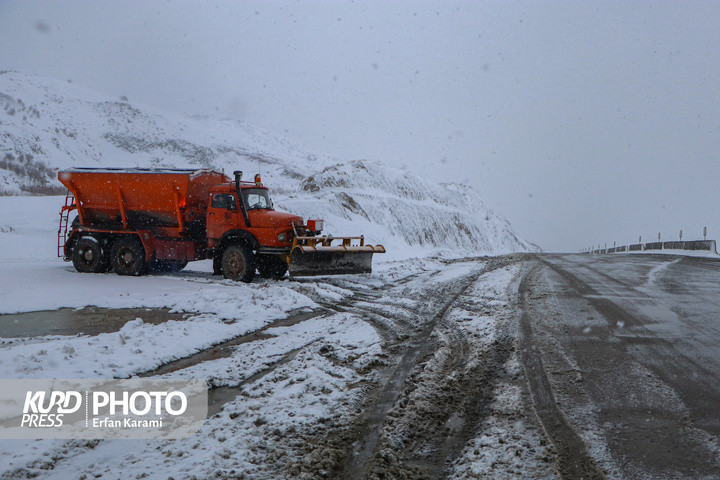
[278,232,287,242]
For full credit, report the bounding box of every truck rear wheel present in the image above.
[72,236,108,273]
[111,236,146,276]
[221,244,255,283]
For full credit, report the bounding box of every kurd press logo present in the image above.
[0,379,207,439]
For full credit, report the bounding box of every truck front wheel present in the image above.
[72,236,108,273]
[111,236,146,276]
[221,244,255,283]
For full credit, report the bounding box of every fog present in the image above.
[2,0,720,252]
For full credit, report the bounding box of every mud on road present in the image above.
[1,255,561,480]
[18,253,720,479]
[257,254,559,480]
[302,252,720,480]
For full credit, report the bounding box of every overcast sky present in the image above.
[2,0,720,252]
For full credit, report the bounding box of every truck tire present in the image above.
[257,255,288,279]
[72,236,108,273]
[111,236,146,276]
[221,244,255,283]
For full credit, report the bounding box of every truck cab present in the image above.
[206,173,304,280]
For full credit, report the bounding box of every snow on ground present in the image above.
[447,266,559,479]
[0,72,541,477]
[0,195,540,479]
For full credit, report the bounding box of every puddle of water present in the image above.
[0,307,190,339]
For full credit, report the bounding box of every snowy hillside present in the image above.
[0,71,536,255]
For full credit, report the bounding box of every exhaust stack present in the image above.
[233,171,251,227]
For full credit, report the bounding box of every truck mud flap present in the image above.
[288,246,379,276]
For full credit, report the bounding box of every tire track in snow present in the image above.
[518,261,606,480]
[325,254,525,479]
[135,306,330,378]
[345,271,484,480]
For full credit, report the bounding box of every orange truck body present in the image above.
[59,168,225,233]
[57,167,384,281]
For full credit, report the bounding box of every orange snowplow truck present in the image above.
[57,168,384,282]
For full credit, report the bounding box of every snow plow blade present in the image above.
[288,240,385,277]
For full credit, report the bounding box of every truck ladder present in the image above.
[58,192,76,258]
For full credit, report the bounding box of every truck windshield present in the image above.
[242,188,273,210]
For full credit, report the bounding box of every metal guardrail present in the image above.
[589,240,717,255]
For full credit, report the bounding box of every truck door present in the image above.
[207,192,239,240]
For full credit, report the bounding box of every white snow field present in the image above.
[0,72,546,478]
[0,196,552,479]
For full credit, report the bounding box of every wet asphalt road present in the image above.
[524,253,720,479]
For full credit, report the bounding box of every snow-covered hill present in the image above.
[0,71,536,255]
